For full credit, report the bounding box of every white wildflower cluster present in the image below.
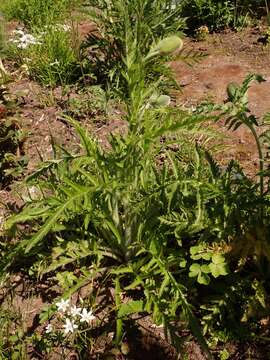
[45,298,96,336]
[49,60,60,67]
[10,29,42,49]
[9,23,71,52]
[44,23,71,33]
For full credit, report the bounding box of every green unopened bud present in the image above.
[227,82,239,101]
[155,36,183,55]
[150,94,171,108]
[145,36,183,61]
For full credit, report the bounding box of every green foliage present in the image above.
[7,26,83,87]
[185,0,234,31]
[83,0,186,93]
[66,85,109,119]
[0,307,28,360]
[27,27,82,87]
[0,86,26,186]
[0,0,75,29]
[183,0,264,31]
[2,8,214,356]
[189,247,229,285]
[2,0,270,357]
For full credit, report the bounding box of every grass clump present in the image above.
[7,25,83,87]
[0,0,76,29]
[26,27,82,87]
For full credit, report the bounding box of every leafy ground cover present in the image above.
[1,1,270,359]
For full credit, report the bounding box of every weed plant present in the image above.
[7,26,83,87]
[2,3,216,357]
[2,0,270,359]
[27,27,82,87]
[0,0,75,29]
[183,0,266,32]
[83,0,187,94]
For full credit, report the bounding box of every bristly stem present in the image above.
[248,123,264,200]
[115,277,123,346]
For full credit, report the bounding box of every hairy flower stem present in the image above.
[115,277,123,345]
[248,124,264,198]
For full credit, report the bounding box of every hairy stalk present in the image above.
[115,277,123,345]
[248,122,264,199]
[266,0,269,17]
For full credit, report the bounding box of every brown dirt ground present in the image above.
[2,23,270,359]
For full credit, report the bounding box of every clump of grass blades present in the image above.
[7,25,83,87]
[0,0,75,29]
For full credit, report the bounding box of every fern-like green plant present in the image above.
[2,6,216,357]
[82,0,187,94]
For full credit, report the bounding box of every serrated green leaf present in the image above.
[201,264,210,273]
[197,272,210,285]
[180,259,187,268]
[211,253,225,264]
[189,263,201,277]
[118,300,145,318]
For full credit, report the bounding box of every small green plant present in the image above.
[189,245,229,285]
[0,307,28,360]
[66,85,109,120]
[0,0,75,29]
[183,0,255,32]
[84,0,186,93]
[184,0,234,31]
[8,26,83,87]
[29,27,81,87]
[0,86,26,186]
[33,298,98,358]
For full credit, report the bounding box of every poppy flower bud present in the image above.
[154,35,183,55]
[150,94,171,108]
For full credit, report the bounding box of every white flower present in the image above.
[9,38,20,43]
[80,308,96,324]
[69,305,82,318]
[49,60,60,66]
[63,318,78,335]
[12,29,25,36]
[56,298,70,313]
[45,323,53,334]
[10,31,42,49]
[17,42,28,49]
